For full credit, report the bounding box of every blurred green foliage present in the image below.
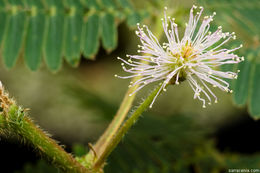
[65,85,118,120]
[199,0,260,119]
[0,0,148,71]
[0,0,259,117]
[14,160,58,173]
[15,115,260,173]
[2,0,260,172]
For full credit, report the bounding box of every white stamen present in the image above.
[116,6,243,108]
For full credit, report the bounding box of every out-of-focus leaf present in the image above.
[101,13,117,51]
[24,0,45,70]
[199,0,260,118]
[65,85,117,120]
[84,0,101,9]
[232,51,253,106]
[199,0,260,37]
[117,0,133,8]
[44,0,64,71]
[81,13,100,59]
[225,155,260,169]
[105,114,260,172]
[2,0,26,68]
[220,64,235,88]
[14,160,58,173]
[105,114,211,173]
[64,0,83,66]
[117,0,142,27]
[126,11,141,27]
[101,0,116,8]
[0,0,149,71]
[0,0,6,46]
[249,61,260,119]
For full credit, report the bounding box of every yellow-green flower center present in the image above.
[166,44,197,84]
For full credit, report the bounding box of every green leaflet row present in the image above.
[0,0,148,71]
[198,0,260,119]
[231,49,260,119]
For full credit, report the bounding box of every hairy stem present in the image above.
[0,105,90,173]
[0,84,90,173]
[93,84,164,169]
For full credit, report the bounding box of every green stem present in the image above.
[93,84,163,169]
[0,105,90,173]
[92,77,140,155]
[92,15,165,160]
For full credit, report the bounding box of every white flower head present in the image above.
[116,5,243,108]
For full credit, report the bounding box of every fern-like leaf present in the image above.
[0,0,148,71]
[198,0,260,119]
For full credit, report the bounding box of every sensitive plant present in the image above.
[0,3,247,173]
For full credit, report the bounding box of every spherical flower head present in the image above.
[116,5,244,108]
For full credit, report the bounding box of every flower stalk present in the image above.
[93,83,164,169]
[91,13,166,161]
